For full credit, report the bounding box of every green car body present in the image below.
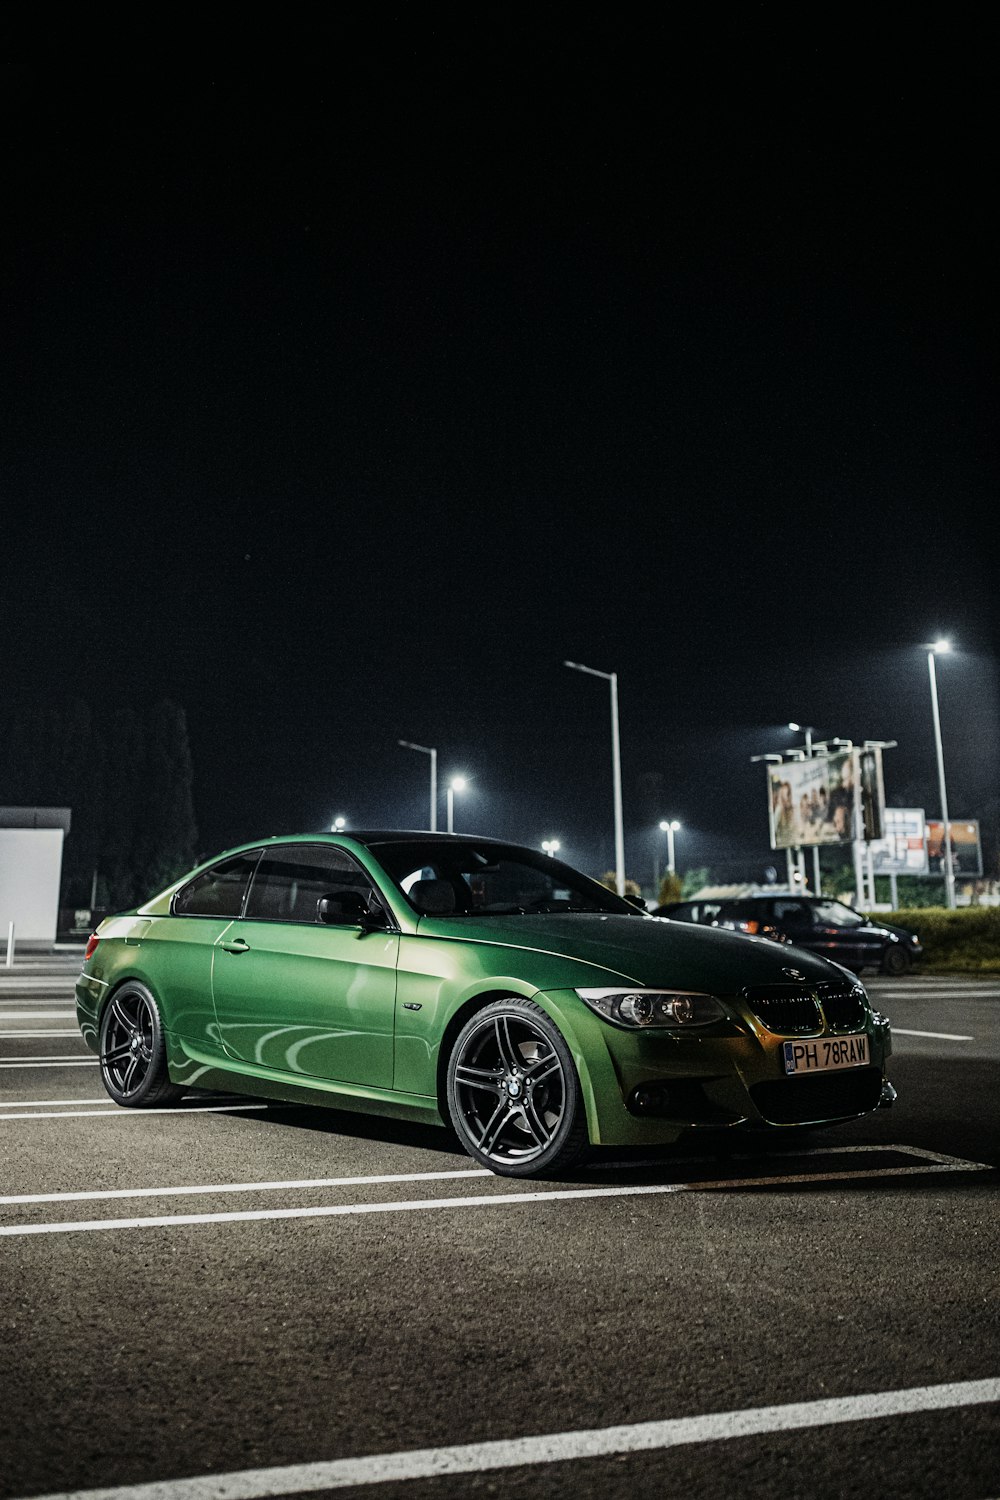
[77,832,893,1175]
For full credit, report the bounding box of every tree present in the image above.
[599,871,643,899]
[0,695,197,911]
[657,871,683,906]
[132,700,198,900]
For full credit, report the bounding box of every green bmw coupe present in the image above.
[77,832,894,1177]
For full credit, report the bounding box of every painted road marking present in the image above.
[891,1028,974,1041]
[0,1146,976,1208]
[0,1056,92,1068]
[0,1029,82,1037]
[11,1378,1000,1498]
[0,1103,272,1122]
[0,1061,96,1069]
[1,1147,988,1237]
[1,1168,491,1205]
[0,1011,78,1020]
[0,1097,111,1108]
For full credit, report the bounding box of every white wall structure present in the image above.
[0,827,66,945]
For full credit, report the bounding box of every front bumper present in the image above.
[535,988,893,1147]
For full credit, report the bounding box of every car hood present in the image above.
[417,912,844,992]
[874,921,918,943]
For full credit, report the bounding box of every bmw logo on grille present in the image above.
[782,966,806,980]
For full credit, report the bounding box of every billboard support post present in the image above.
[853,840,865,909]
[890,872,898,908]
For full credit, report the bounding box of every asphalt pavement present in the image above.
[2,959,998,1499]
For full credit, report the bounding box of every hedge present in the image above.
[885,906,1000,973]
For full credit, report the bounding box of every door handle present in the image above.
[221,938,250,954]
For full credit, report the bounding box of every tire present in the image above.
[880,944,912,977]
[446,998,589,1178]
[99,982,184,1108]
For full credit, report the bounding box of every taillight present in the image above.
[84,933,100,961]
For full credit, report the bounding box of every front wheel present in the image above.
[880,944,912,977]
[99,982,184,1107]
[446,998,589,1178]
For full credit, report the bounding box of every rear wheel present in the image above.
[446,998,589,1177]
[99,982,184,1108]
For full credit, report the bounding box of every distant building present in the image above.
[0,807,71,946]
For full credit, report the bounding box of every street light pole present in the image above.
[565,660,625,895]
[658,819,681,880]
[927,641,956,910]
[398,740,438,832]
[446,776,467,835]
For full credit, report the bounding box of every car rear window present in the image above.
[173,852,262,917]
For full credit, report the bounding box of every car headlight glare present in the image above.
[576,988,727,1029]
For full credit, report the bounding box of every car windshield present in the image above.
[812,899,866,929]
[366,840,637,918]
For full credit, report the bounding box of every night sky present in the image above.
[2,12,997,885]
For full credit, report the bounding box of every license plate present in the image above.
[782,1033,869,1075]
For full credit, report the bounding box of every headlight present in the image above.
[576,988,727,1029]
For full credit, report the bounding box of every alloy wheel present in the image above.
[452,1011,567,1165]
[101,990,156,1098]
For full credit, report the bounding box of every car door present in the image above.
[770,899,817,951]
[809,899,872,972]
[210,843,398,1088]
[143,849,263,1050]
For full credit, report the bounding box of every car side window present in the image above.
[173,852,262,917]
[244,845,383,925]
[812,899,864,929]
[773,901,812,926]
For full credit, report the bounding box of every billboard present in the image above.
[767,748,885,851]
[926,820,983,878]
[868,808,929,874]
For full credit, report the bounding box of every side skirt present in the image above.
[165,1033,444,1127]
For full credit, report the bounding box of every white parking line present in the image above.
[2,1150,988,1237]
[0,1011,78,1020]
[0,1060,96,1068]
[0,1029,82,1037]
[0,1097,111,1108]
[891,1028,974,1041]
[0,1103,271,1122]
[1,1168,490,1205]
[0,1054,93,1062]
[0,1147,974,1206]
[12,1378,999,1499]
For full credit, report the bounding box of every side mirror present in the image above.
[318,891,369,926]
[624,892,647,909]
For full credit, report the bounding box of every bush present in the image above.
[886,906,1000,972]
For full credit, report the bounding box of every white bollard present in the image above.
[5,921,13,968]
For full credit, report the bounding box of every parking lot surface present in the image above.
[2,959,998,1499]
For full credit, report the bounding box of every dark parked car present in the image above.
[655,895,922,976]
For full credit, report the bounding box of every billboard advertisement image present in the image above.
[926,820,983,878]
[767,748,885,851]
[868,808,928,874]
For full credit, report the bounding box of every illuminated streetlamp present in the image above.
[447,775,468,835]
[658,819,681,875]
[542,839,561,857]
[398,739,438,832]
[564,660,625,895]
[787,722,814,755]
[331,816,346,831]
[926,639,956,909]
